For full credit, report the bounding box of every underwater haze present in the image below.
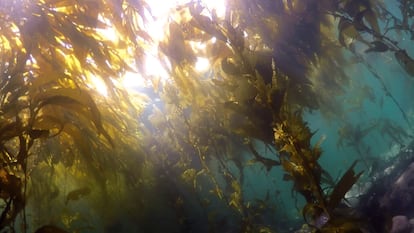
[1,0,414,233]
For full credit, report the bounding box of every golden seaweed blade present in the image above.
[1,0,413,232]
[0,0,152,230]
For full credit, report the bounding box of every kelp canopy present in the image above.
[1,0,414,232]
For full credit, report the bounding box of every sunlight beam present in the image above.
[89,0,227,94]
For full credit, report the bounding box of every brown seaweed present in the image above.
[327,161,363,210]
[395,49,414,77]
[1,1,413,232]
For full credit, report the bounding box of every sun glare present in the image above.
[140,0,224,81]
[195,57,210,72]
[89,0,226,94]
[87,74,108,97]
[122,71,147,89]
[203,1,226,18]
[144,54,171,80]
[96,15,119,43]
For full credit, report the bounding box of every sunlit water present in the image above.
[14,1,414,233]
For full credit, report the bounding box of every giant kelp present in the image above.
[142,0,414,232]
[1,0,414,233]
[0,0,151,232]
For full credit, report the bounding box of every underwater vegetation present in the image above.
[1,0,414,232]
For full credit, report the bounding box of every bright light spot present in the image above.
[189,41,207,52]
[10,23,20,34]
[97,26,118,43]
[147,1,182,19]
[145,0,227,42]
[203,0,226,19]
[88,75,108,97]
[96,15,119,43]
[144,1,181,42]
[147,0,227,19]
[145,19,167,42]
[195,57,210,72]
[122,71,146,89]
[144,54,171,81]
[88,0,226,96]
[141,0,226,81]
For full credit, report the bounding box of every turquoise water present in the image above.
[59,8,414,233]
[3,1,414,233]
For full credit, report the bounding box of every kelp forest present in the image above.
[1,0,414,232]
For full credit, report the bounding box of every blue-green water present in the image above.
[3,1,414,233]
